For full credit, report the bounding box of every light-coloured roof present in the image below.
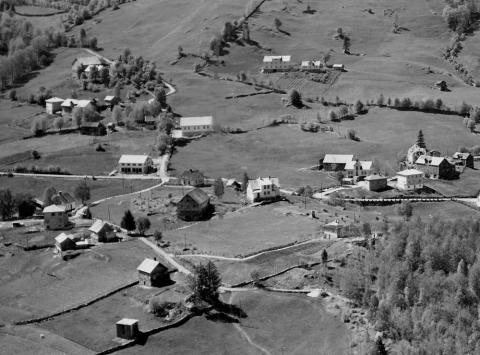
[55,232,73,244]
[119,155,150,164]
[226,179,241,186]
[453,152,472,159]
[89,219,109,233]
[46,97,65,103]
[415,155,447,166]
[248,177,280,191]
[333,63,344,67]
[263,55,291,62]
[345,160,373,170]
[323,154,354,165]
[179,116,213,127]
[137,258,161,274]
[61,99,92,108]
[301,60,322,67]
[397,169,424,176]
[116,318,138,326]
[104,95,117,101]
[43,205,67,213]
[365,174,387,181]
[73,56,103,66]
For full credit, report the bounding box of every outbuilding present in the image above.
[179,169,205,187]
[177,188,211,221]
[116,318,139,340]
[55,233,76,252]
[322,154,354,171]
[365,174,387,191]
[137,258,170,287]
[89,220,116,242]
[45,97,64,115]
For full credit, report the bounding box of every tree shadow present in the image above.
[213,299,247,319]
[303,8,317,14]
[278,29,291,36]
[205,311,239,323]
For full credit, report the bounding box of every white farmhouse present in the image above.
[118,155,153,174]
[396,169,424,191]
[300,60,324,72]
[246,177,280,203]
[261,55,292,73]
[45,97,64,114]
[174,116,213,138]
[345,160,373,178]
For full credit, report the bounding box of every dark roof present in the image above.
[183,188,209,205]
[81,121,105,128]
[180,169,205,179]
[365,174,387,181]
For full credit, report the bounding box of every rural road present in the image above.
[1,172,162,180]
[139,237,192,275]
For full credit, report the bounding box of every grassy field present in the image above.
[39,285,188,352]
[0,175,158,202]
[170,107,480,188]
[116,290,351,355]
[0,240,153,323]
[424,166,480,197]
[166,201,321,257]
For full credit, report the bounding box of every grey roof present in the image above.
[323,154,354,164]
[365,174,387,181]
[183,188,209,205]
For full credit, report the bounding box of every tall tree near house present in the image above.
[15,193,35,218]
[321,249,328,264]
[74,181,90,204]
[213,178,224,199]
[242,172,249,192]
[188,261,222,303]
[342,36,351,53]
[0,189,15,220]
[155,87,167,107]
[136,217,151,235]
[288,89,303,107]
[416,130,426,148]
[121,210,136,231]
[43,186,57,206]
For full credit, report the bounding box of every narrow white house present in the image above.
[345,160,373,178]
[261,55,292,73]
[175,116,213,138]
[246,177,280,203]
[118,155,153,174]
[396,169,424,191]
[300,60,324,72]
[43,205,69,230]
[45,97,65,114]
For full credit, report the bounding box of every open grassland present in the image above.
[167,202,321,257]
[39,285,186,352]
[0,175,158,201]
[425,165,480,197]
[115,290,351,355]
[170,108,480,188]
[0,240,152,323]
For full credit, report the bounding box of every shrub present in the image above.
[9,90,17,101]
[31,150,40,160]
[347,129,358,140]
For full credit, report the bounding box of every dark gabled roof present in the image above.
[182,188,209,205]
[180,169,205,179]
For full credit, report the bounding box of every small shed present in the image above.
[333,64,345,71]
[116,318,139,340]
[365,174,387,191]
[89,220,116,242]
[226,179,242,191]
[104,95,120,108]
[55,233,76,252]
[45,97,65,115]
[137,258,170,287]
[80,122,107,136]
[177,188,211,221]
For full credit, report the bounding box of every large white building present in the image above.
[396,169,424,191]
[43,205,69,230]
[261,55,293,73]
[246,177,280,203]
[45,97,65,114]
[173,116,213,138]
[118,155,153,174]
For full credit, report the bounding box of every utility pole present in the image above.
[107,204,111,221]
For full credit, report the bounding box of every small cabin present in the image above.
[116,318,139,340]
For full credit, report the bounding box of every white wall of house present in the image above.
[397,174,424,190]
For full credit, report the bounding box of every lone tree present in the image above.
[416,130,426,148]
[321,249,328,264]
[153,230,163,242]
[0,189,15,221]
[213,178,224,199]
[121,210,136,231]
[288,89,303,108]
[137,217,151,235]
[15,193,36,219]
[188,261,222,303]
[74,181,91,204]
[242,172,249,192]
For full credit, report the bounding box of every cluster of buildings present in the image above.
[72,56,108,77]
[54,219,117,252]
[261,55,345,73]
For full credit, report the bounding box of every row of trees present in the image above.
[120,209,151,234]
[341,217,480,354]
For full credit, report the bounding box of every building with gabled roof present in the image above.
[364,174,388,191]
[261,55,293,73]
[246,177,280,203]
[80,121,106,136]
[323,220,350,239]
[300,60,324,72]
[396,169,424,190]
[51,191,76,212]
[175,116,213,138]
[43,205,69,230]
[452,152,474,169]
[177,188,211,221]
[61,99,94,115]
[72,56,106,76]
[415,155,456,179]
[55,232,76,252]
[89,220,116,242]
[322,154,354,171]
[179,169,205,187]
[137,258,170,287]
[118,155,153,174]
[345,159,373,178]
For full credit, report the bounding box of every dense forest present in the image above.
[342,217,480,354]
